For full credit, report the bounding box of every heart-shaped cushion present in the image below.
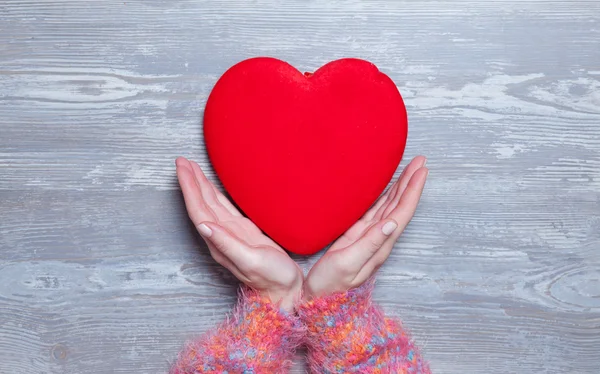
[204,57,407,255]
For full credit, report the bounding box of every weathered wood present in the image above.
[1,1,599,373]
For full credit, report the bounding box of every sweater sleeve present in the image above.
[170,288,303,374]
[298,281,430,374]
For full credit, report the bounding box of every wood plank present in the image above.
[1,1,599,373]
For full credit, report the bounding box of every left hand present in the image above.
[304,156,429,300]
[176,157,303,312]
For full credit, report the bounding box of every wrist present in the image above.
[303,277,375,304]
[303,279,344,302]
[264,279,303,312]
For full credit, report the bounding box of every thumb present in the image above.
[197,222,254,268]
[346,219,398,265]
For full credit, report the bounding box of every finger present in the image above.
[381,156,427,219]
[338,181,396,245]
[348,156,427,243]
[188,160,242,217]
[359,168,429,278]
[343,219,398,268]
[176,158,216,224]
[205,242,248,282]
[338,191,393,246]
[197,221,257,273]
[195,219,249,282]
[183,158,228,219]
[371,156,426,222]
[362,178,399,221]
[386,167,428,237]
[360,241,395,281]
[352,254,386,287]
[213,187,243,217]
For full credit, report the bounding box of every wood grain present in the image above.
[1,1,599,373]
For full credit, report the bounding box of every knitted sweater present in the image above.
[171,284,429,374]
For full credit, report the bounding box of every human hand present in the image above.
[304,156,428,300]
[176,157,303,312]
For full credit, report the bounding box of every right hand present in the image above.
[304,156,429,300]
[176,157,303,312]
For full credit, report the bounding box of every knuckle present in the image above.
[212,237,227,251]
[366,237,382,253]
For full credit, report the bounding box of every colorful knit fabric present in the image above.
[170,288,303,374]
[299,281,430,374]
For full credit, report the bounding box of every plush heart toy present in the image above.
[204,57,407,255]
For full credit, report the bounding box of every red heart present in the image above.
[204,57,407,255]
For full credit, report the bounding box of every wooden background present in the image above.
[1,1,599,373]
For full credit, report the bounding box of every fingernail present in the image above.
[198,223,213,237]
[382,221,397,235]
[423,158,427,166]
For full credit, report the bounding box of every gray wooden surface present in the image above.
[1,1,599,373]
